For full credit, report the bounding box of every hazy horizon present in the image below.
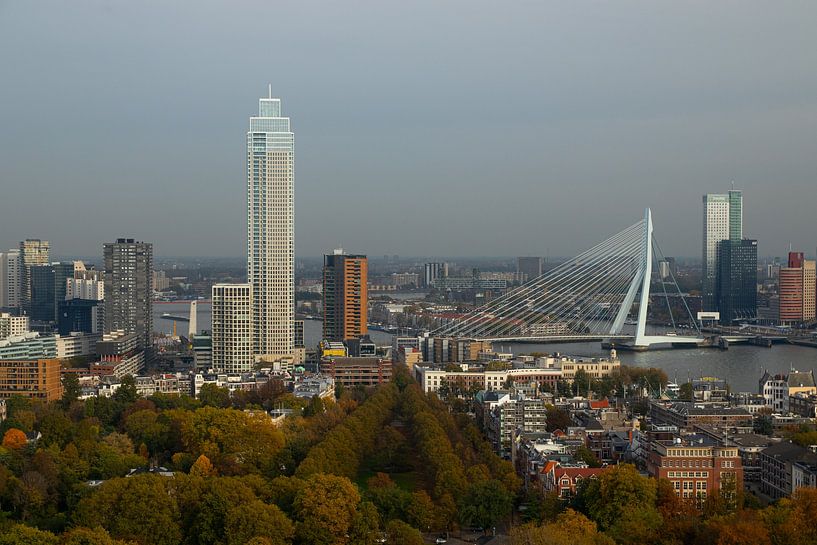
[2,1,816,260]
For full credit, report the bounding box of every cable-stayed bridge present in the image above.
[431,209,704,350]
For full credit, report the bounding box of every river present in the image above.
[153,302,817,393]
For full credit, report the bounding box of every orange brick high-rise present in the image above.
[322,250,368,342]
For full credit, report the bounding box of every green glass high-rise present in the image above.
[702,189,743,311]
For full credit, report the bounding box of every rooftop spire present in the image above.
[268,84,272,99]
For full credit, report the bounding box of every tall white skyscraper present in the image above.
[212,283,253,374]
[247,88,294,359]
[702,190,743,311]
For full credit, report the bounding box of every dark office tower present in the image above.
[716,239,757,324]
[517,256,544,283]
[58,299,101,335]
[294,320,305,349]
[104,239,153,348]
[18,239,49,314]
[29,262,74,323]
[323,250,368,342]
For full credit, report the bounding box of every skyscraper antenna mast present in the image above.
[268,84,272,99]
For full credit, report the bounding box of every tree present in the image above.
[405,490,436,531]
[385,520,424,545]
[303,395,325,418]
[545,405,570,433]
[458,479,513,531]
[123,409,169,456]
[754,414,773,436]
[510,509,614,545]
[112,375,138,405]
[198,384,231,408]
[349,501,381,545]
[224,499,295,545]
[573,369,590,397]
[190,454,217,477]
[556,380,573,398]
[576,465,661,545]
[2,428,27,450]
[575,445,602,468]
[0,524,58,545]
[61,373,82,408]
[294,474,361,545]
[73,475,182,545]
[60,527,132,545]
[678,382,694,401]
[705,512,771,545]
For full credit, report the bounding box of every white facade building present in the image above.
[247,89,294,361]
[55,332,99,359]
[0,313,29,340]
[66,275,104,301]
[212,283,254,374]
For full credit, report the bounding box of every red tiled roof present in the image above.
[556,467,605,479]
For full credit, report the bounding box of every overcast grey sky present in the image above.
[1,1,815,259]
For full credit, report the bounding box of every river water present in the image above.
[153,302,817,393]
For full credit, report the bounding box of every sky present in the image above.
[0,1,816,260]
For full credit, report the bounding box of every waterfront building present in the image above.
[517,256,544,283]
[247,89,294,360]
[152,270,170,292]
[419,336,493,364]
[211,284,253,374]
[778,251,816,324]
[0,358,62,401]
[0,250,21,309]
[702,191,742,311]
[423,262,448,288]
[715,239,757,323]
[431,277,507,290]
[19,239,50,314]
[322,250,368,342]
[389,272,419,288]
[759,370,816,413]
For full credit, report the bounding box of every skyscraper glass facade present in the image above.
[247,92,294,359]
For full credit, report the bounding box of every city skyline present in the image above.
[2,2,816,259]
